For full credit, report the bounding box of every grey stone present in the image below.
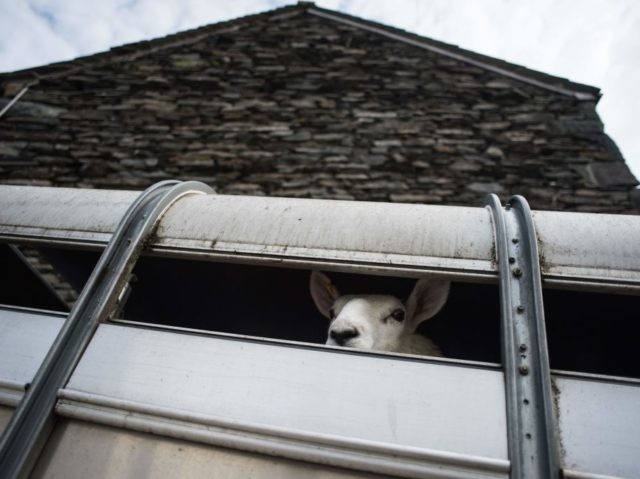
[436,128,474,136]
[485,80,511,89]
[477,122,511,130]
[170,53,206,69]
[390,193,442,203]
[509,112,554,123]
[551,119,604,135]
[504,131,534,142]
[336,173,369,180]
[0,142,23,158]
[451,159,482,172]
[362,155,387,165]
[0,100,66,118]
[354,110,398,118]
[472,102,499,110]
[467,182,505,194]
[585,162,639,187]
[373,140,402,147]
[486,146,505,158]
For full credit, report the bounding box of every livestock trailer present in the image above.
[0,181,639,478]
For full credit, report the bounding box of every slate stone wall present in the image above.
[0,8,637,213]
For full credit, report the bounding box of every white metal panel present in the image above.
[31,419,399,479]
[55,389,507,479]
[555,375,640,478]
[563,471,624,479]
[0,307,65,388]
[0,185,495,279]
[0,307,65,435]
[66,323,508,461]
[2,185,640,289]
[0,185,136,246]
[533,210,640,290]
[153,194,494,278]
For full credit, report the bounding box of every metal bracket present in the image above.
[0,180,214,478]
[485,195,559,479]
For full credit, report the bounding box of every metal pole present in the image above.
[0,81,38,119]
[0,180,214,478]
[485,194,559,479]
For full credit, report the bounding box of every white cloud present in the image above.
[1,0,638,181]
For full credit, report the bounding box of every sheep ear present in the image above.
[310,271,340,319]
[405,279,450,332]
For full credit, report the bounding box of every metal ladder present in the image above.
[486,194,559,479]
[0,180,213,478]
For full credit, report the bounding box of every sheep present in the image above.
[310,271,449,356]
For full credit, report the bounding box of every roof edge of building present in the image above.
[1,1,601,102]
[0,3,304,81]
[307,5,600,101]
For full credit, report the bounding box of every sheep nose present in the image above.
[330,328,359,346]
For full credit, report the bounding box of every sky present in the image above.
[1,0,639,180]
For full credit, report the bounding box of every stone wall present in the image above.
[0,5,637,213]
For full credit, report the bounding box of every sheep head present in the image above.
[310,271,449,356]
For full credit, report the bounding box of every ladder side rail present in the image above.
[486,194,560,479]
[0,180,213,478]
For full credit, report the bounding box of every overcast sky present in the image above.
[1,0,638,180]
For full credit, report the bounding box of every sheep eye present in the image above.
[329,308,336,319]
[390,309,405,322]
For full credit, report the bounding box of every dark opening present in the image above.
[32,248,502,362]
[9,246,640,379]
[543,288,640,378]
[0,243,69,312]
[122,257,503,363]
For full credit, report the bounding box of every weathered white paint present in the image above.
[0,307,66,435]
[2,185,640,290]
[67,323,508,461]
[55,390,509,479]
[1,307,638,477]
[0,185,494,279]
[0,307,65,389]
[533,210,640,291]
[153,193,494,279]
[0,186,135,246]
[555,374,640,478]
[32,418,467,479]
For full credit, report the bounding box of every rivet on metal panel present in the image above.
[512,238,519,244]
[512,267,523,277]
[509,257,516,264]
[519,343,528,352]
[516,305,525,313]
[519,365,529,375]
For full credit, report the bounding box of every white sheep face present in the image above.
[310,271,450,356]
[326,295,407,351]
